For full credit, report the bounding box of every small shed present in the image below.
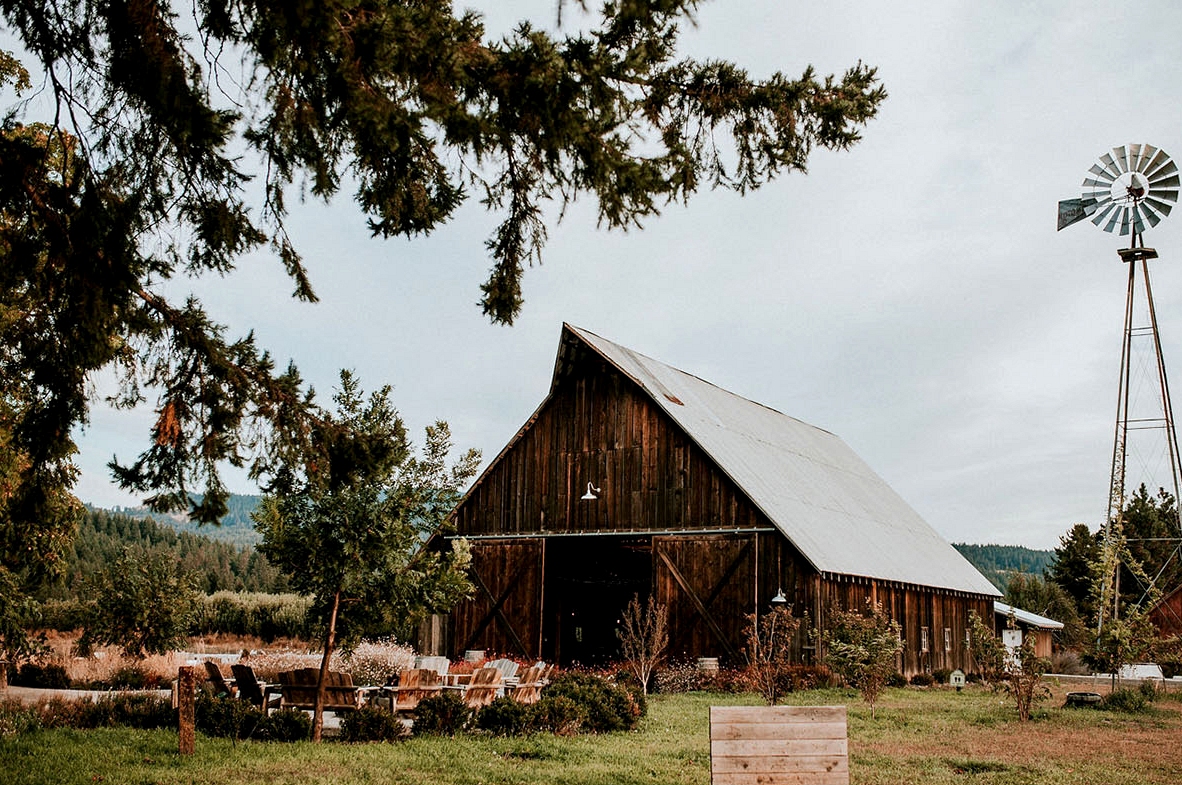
[442,324,999,674]
[994,601,1063,659]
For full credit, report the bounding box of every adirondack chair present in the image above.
[486,658,519,681]
[392,668,443,713]
[414,656,451,679]
[203,661,236,698]
[277,668,363,712]
[231,664,281,712]
[509,665,545,705]
[709,705,849,785]
[461,667,502,709]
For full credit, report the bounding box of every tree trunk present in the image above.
[311,588,342,743]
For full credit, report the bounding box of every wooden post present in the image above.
[177,666,196,755]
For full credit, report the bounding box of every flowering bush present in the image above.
[333,638,415,686]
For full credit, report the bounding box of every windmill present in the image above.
[1058,144,1181,632]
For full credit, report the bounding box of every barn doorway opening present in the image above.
[543,536,652,665]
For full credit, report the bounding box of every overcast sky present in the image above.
[69,0,1182,551]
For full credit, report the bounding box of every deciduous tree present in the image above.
[76,546,199,658]
[253,371,478,741]
[616,593,668,697]
[741,605,802,705]
[822,599,903,719]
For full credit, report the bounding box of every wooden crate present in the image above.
[710,705,848,785]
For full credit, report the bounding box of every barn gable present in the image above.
[460,324,997,597]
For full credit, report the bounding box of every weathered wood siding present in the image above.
[815,574,992,675]
[449,540,544,659]
[453,349,767,537]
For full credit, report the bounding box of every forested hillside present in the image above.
[39,508,289,600]
[109,494,263,547]
[954,543,1054,591]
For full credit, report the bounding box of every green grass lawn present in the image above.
[2,686,1180,785]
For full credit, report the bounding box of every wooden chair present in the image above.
[461,667,502,709]
[486,658,519,681]
[392,668,442,713]
[203,661,236,698]
[414,656,451,678]
[510,665,545,705]
[277,668,363,713]
[231,663,281,712]
[709,705,848,785]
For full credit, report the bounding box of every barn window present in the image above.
[944,627,952,652]
[920,627,930,653]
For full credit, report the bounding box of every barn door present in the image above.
[654,534,755,663]
[451,539,544,659]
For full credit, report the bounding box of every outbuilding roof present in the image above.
[565,324,1000,597]
[994,601,1064,630]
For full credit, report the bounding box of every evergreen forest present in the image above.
[38,507,289,602]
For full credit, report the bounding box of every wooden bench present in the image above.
[710,705,848,785]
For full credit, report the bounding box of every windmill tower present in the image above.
[1058,144,1181,631]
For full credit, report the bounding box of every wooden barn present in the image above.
[441,324,1000,674]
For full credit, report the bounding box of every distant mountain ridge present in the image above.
[953,542,1054,592]
[104,493,264,547]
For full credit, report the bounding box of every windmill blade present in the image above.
[1141,202,1163,228]
[1088,164,1116,182]
[1134,145,1158,173]
[1148,165,1179,187]
[1146,150,1174,179]
[1099,153,1123,179]
[1114,146,1132,173]
[1131,203,1146,235]
[1092,202,1118,228]
[1119,206,1131,235]
[1103,206,1123,233]
[1083,177,1115,190]
[1145,196,1175,216]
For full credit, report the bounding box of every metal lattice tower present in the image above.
[1058,144,1182,630]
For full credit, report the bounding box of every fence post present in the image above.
[178,666,196,755]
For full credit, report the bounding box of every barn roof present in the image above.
[564,324,1000,597]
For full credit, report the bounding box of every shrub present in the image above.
[476,696,531,736]
[413,691,472,736]
[0,699,41,737]
[528,695,582,735]
[333,637,415,686]
[255,708,311,742]
[108,665,153,690]
[75,694,175,729]
[910,672,935,687]
[1102,687,1150,713]
[195,693,266,740]
[340,705,407,742]
[886,672,908,687]
[932,668,952,685]
[822,600,904,719]
[543,672,640,733]
[14,662,70,689]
